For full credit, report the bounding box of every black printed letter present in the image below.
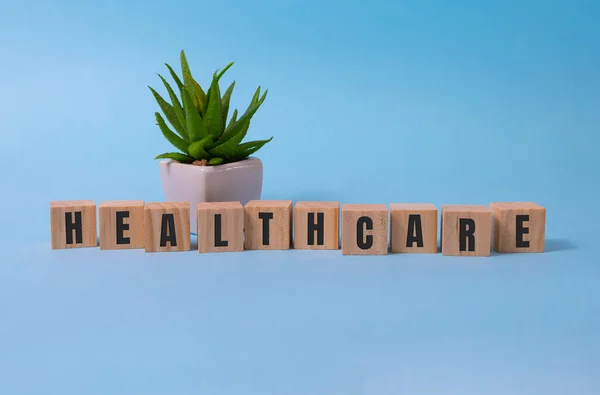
[357,216,373,249]
[65,212,83,245]
[259,212,274,246]
[307,212,324,246]
[516,214,530,248]
[406,214,424,248]
[459,218,476,252]
[116,211,130,245]
[214,213,229,247]
[160,214,177,247]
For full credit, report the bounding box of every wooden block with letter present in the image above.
[144,202,190,252]
[99,200,145,250]
[50,200,97,249]
[441,205,492,256]
[197,202,244,253]
[490,202,546,253]
[244,200,292,250]
[293,201,340,250]
[341,204,388,255]
[390,203,438,253]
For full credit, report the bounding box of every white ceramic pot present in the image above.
[159,157,263,233]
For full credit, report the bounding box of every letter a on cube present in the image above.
[390,203,438,253]
[144,202,190,252]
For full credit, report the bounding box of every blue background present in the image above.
[1,0,599,394]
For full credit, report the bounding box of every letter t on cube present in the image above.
[244,200,293,250]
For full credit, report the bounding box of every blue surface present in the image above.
[1,0,599,394]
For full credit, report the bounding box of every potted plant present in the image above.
[149,50,272,233]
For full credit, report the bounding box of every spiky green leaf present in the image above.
[158,74,186,138]
[181,87,209,141]
[237,136,273,150]
[187,74,206,113]
[220,90,267,143]
[165,63,184,91]
[155,152,195,162]
[188,136,213,160]
[203,75,223,137]
[180,51,198,94]
[208,119,250,158]
[221,81,235,126]
[208,157,224,165]
[181,71,206,113]
[155,112,189,153]
[227,109,238,130]
[149,86,186,140]
[211,117,250,151]
[251,86,261,105]
[180,50,206,112]
[232,137,273,161]
[204,62,233,115]
[216,62,234,81]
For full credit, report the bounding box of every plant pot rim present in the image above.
[159,156,262,173]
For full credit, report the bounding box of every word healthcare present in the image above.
[49,200,546,256]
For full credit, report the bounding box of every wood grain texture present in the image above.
[50,200,97,249]
[197,202,244,253]
[293,201,340,250]
[244,200,292,250]
[490,202,546,253]
[99,200,145,250]
[390,203,438,253]
[441,205,491,256]
[341,204,388,255]
[144,202,190,252]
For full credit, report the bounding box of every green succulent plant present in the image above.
[149,50,272,166]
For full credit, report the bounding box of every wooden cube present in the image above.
[144,202,190,252]
[441,205,492,256]
[244,200,292,250]
[99,200,145,250]
[293,201,340,250]
[490,202,546,253]
[197,202,244,253]
[390,203,438,253]
[341,204,388,255]
[50,200,97,249]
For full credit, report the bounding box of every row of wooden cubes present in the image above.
[50,200,546,256]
